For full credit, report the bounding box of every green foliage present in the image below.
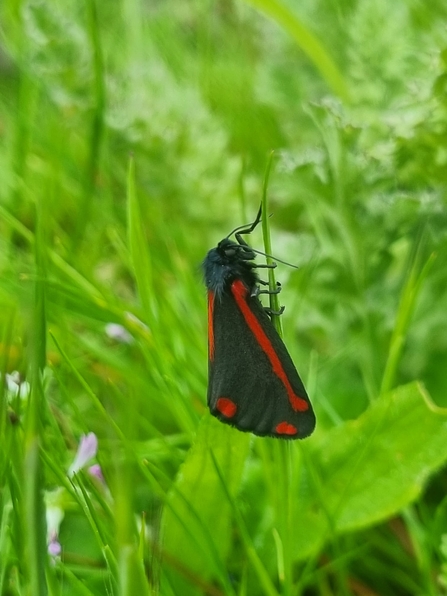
[297,383,447,559]
[1,0,447,594]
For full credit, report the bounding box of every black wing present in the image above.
[207,282,315,439]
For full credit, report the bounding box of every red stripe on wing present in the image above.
[231,279,308,412]
[208,291,215,361]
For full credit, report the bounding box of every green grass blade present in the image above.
[244,0,348,101]
[127,156,156,320]
[380,249,436,397]
[24,200,49,595]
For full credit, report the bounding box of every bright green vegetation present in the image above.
[1,0,447,594]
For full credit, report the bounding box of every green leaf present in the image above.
[119,545,150,596]
[161,416,251,594]
[293,383,447,559]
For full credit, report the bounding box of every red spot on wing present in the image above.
[208,291,215,361]
[275,421,298,436]
[231,279,308,412]
[216,397,237,418]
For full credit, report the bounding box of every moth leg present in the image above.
[254,262,277,269]
[251,283,281,297]
[264,305,285,317]
[257,286,281,295]
[258,279,281,288]
[246,261,277,271]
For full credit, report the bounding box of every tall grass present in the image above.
[1,0,447,594]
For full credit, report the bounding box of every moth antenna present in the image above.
[250,247,299,269]
[226,204,263,239]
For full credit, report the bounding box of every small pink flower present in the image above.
[88,464,105,484]
[105,323,134,344]
[68,433,98,477]
[46,489,65,557]
[48,532,62,557]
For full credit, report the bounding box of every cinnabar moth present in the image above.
[203,208,316,439]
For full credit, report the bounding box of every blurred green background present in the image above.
[1,0,447,595]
